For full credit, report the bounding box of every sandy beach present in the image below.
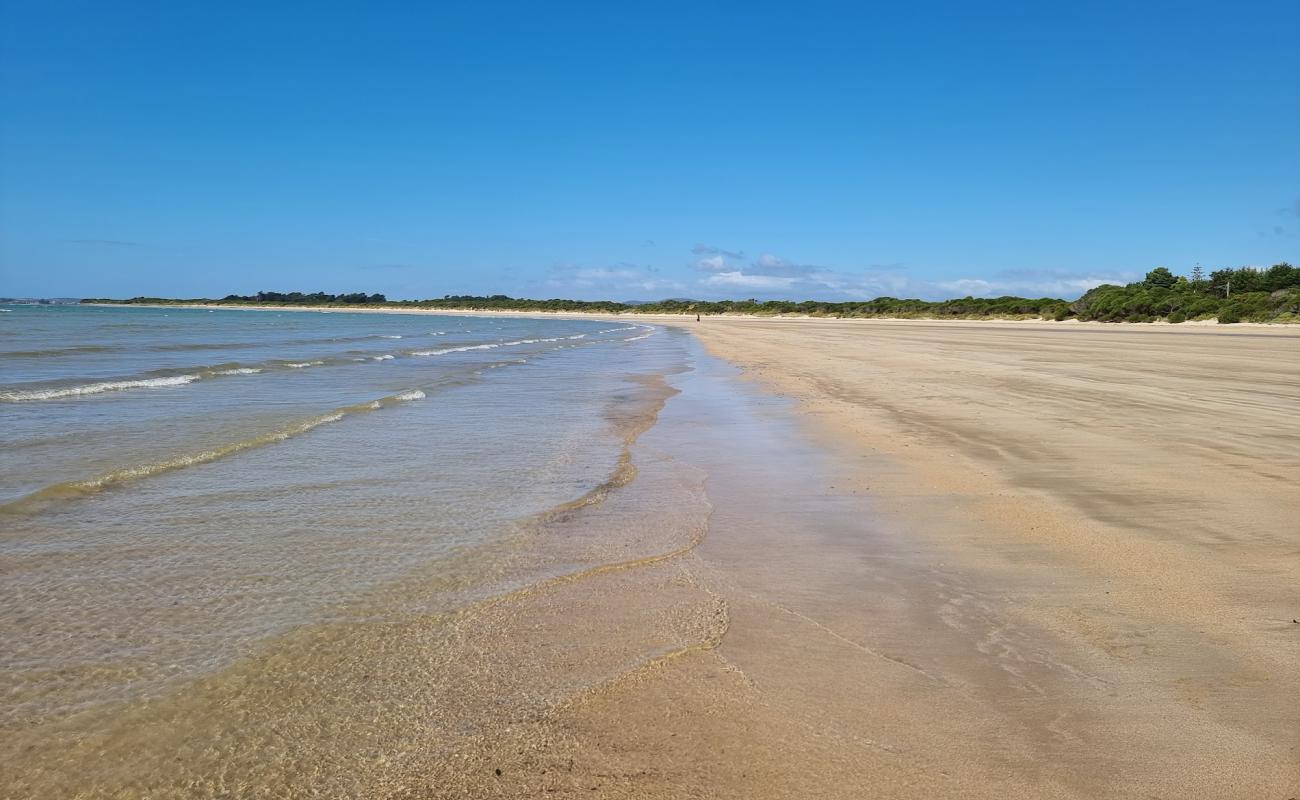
[424,316,1299,798]
[8,308,1297,798]
[669,318,1300,797]
[363,315,1293,798]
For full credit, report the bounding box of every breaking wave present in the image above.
[3,327,621,402]
[0,375,199,402]
[211,367,263,376]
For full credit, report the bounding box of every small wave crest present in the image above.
[0,375,199,402]
[91,412,343,487]
[412,332,599,358]
[209,367,262,376]
[411,343,500,356]
[286,360,325,368]
[0,391,429,512]
[0,344,119,359]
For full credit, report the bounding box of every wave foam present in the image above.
[412,333,592,357]
[1,358,548,512]
[1,375,199,402]
[411,342,500,356]
[210,367,262,376]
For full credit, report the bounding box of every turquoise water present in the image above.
[0,304,677,727]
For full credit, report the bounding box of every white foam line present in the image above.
[411,343,500,356]
[1,374,200,402]
[410,336,564,356]
[210,367,262,376]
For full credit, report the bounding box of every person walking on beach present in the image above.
[696,313,700,322]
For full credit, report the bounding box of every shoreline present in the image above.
[78,301,1300,332]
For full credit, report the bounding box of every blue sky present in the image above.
[1,0,1296,301]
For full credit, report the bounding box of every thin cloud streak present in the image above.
[63,239,142,247]
[684,246,1136,301]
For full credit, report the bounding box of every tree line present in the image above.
[1069,263,1299,323]
[80,262,1300,323]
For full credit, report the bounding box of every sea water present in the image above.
[0,304,694,793]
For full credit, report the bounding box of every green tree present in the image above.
[1144,267,1176,288]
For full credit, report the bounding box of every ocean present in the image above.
[0,303,711,796]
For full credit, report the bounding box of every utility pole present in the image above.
[1226,279,1230,299]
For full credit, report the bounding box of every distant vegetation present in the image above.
[1067,263,1299,323]
[81,263,1300,323]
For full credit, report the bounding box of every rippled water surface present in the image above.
[0,305,683,784]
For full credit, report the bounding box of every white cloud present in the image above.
[937,278,997,295]
[755,253,795,271]
[938,271,1135,297]
[686,245,1135,300]
[544,263,684,296]
[701,271,797,290]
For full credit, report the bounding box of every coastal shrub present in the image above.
[1167,311,1187,324]
[78,262,1300,324]
[1144,267,1177,288]
[1183,297,1219,318]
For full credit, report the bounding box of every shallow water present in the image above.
[6,305,933,798]
[0,306,677,753]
